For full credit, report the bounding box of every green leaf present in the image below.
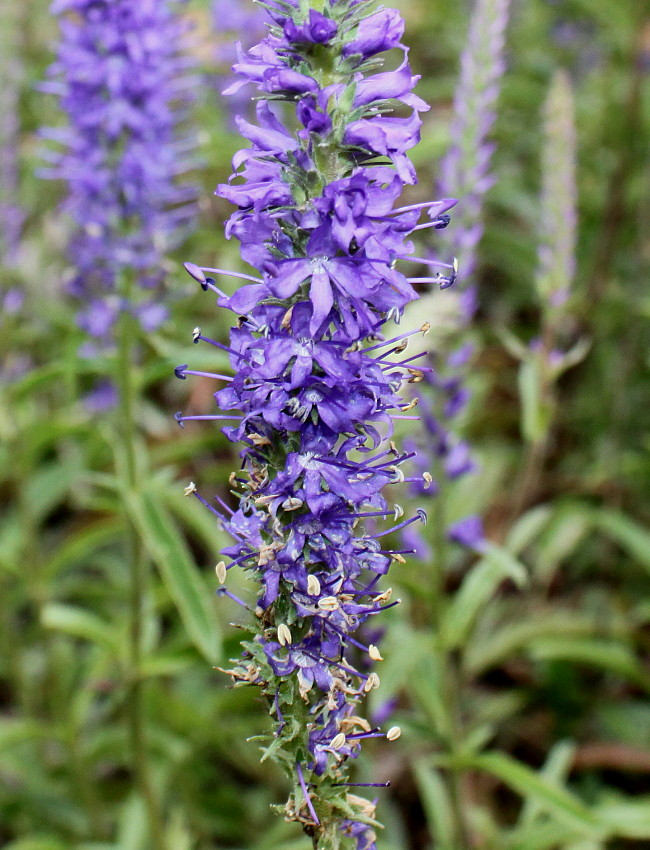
[41,603,117,651]
[127,489,220,662]
[3,840,69,850]
[0,719,50,750]
[117,794,148,850]
[466,611,596,675]
[507,821,594,850]
[413,760,456,850]
[138,652,195,679]
[592,509,650,575]
[466,752,600,833]
[519,740,577,828]
[518,358,552,443]
[25,460,80,524]
[444,543,528,648]
[594,796,650,838]
[528,638,650,690]
[44,517,123,579]
[506,505,553,555]
[534,504,591,581]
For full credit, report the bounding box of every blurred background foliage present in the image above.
[1,0,649,848]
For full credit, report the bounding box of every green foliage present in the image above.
[2,0,649,847]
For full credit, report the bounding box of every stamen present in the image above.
[296,763,320,826]
[215,495,234,515]
[183,262,206,284]
[371,510,426,539]
[277,623,292,646]
[200,265,264,284]
[175,365,233,382]
[399,255,455,270]
[333,781,391,788]
[388,200,446,216]
[174,412,242,427]
[346,729,384,740]
[216,587,253,611]
[191,328,253,361]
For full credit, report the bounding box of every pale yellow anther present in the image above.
[400,398,419,412]
[423,472,433,489]
[215,561,227,584]
[249,433,271,446]
[281,305,294,329]
[407,369,424,383]
[395,339,408,352]
[390,553,406,564]
[331,732,346,750]
[364,672,380,693]
[277,624,292,646]
[192,326,201,341]
[258,546,275,567]
[85,222,102,238]
[307,575,321,596]
[420,322,431,335]
[386,726,402,741]
[282,497,303,511]
[318,596,339,612]
[368,644,383,662]
[393,504,404,521]
[388,465,405,483]
[254,494,277,506]
[184,482,197,496]
[376,588,393,603]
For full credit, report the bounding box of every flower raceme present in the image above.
[41,0,198,343]
[178,1,456,845]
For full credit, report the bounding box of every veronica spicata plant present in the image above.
[178,0,456,846]
[41,0,198,354]
[403,0,511,559]
[40,4,199,846]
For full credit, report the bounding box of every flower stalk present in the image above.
[179,1,456,846]
[41,3,198,842]
[511,69,585,516]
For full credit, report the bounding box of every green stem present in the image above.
[68,721,104,837]
[115,292,168,850]
[430,453,472,850]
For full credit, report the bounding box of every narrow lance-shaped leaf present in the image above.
[127,489,220,663]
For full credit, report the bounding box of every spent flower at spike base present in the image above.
[178,1,457,846]
[40,0,199,351]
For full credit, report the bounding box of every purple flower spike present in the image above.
[447,515,485,550]
[403,0,511,557]
[0,12,24,266]
[439,0,511,285]
[178,0,454,843]
[41,0,198,343]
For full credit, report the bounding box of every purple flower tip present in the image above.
[184,261,207,284]
[447,515,485,549]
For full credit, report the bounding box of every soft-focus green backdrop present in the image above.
[1,1,649,848]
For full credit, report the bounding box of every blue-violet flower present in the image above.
[179,1,455,846]
[41,0,199,343]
